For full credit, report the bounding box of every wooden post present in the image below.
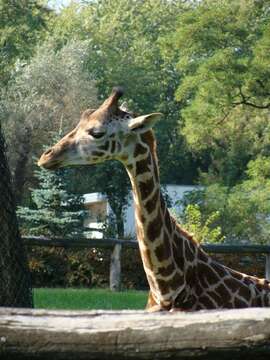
[110,243,122,291]
[265,254,270,281]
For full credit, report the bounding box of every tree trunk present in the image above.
[13,125,32,205]
[0,126,33,307]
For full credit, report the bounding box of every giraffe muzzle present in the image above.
[38,147,63,170]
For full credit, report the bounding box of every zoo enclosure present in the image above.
[23,236,270,285]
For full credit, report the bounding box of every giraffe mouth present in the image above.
[37,157,62,170]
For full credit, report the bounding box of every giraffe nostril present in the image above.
[44,148,53,156]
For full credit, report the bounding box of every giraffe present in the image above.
[38,87,270,311]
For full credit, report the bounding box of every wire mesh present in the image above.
[0,126,33,307]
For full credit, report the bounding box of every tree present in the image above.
[181,156,270,244]
[179,204,224,244]
[0,125,32,307]
[1,39,97,203]
[17,139,85,238]
[0,0,52,85]
[171,0,270,185]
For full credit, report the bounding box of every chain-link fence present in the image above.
[0,126,33,307]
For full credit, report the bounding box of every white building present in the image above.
[83,185,198,238]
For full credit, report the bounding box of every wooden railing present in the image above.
[23,236,270,281]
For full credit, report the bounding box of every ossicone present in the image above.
[111,86,124,100]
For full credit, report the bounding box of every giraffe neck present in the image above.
[124,131,188,306]
[124,131,270,310]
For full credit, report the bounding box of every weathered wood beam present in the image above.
[1,308,270,359]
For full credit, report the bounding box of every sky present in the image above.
[48,0,77,10]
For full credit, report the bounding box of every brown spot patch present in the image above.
[98,141,110,151]
[91,151,105,157]
[198,249,209,263]
[195,284,204,297]
[134,143,147,157]
[255,295,263,307]
[160,197,166,212]
[120,154,129,162]
[170,272,184,290]
[111,140,116,153]
[136,156,151,175]
[172,239,185,269]
[158,263,174,277]
[224,277,241,293]
[238,284,251,299]
[126,164,133,172]
[140,131,156,157]
[185,242,194,262]
[211,261,228,278]
[117,142,121,152]
[234,297,248,308]
[147,210,163,242]
[230,270,244,281]
[199,295,216,309]
[157,279,170,295]
[199,273,208,289]
[263,293,269,306]
[216,283,231,302]
[186,265,195,286]
[155,232,171,261]
[208,291,223,306]
[139,178,155,200]
[198,263,219,285]
[145,189,159,214]
[243,276,253,286]
[164,209,172,232]
[189,240,196,254]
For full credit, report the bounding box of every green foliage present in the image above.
[180,204,224,244]
[29,247,98,288]
[1,39,97,202]
[171,0,270,185]
[28,246,147,290]
[0,0,52,85]
[182,156,270,244]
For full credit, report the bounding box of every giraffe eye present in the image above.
[88,128,106,139]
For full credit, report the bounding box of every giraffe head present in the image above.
[38,87,162,170]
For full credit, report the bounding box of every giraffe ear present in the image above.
[128,113,163,132]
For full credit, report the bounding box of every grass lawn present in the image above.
[34,288,148,310]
